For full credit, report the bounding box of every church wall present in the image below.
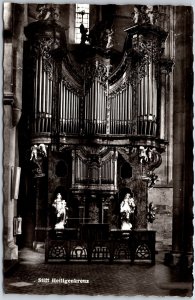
[148,187,173,251]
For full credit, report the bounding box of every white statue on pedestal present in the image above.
[120,193,135,230]
[52,193,68,229]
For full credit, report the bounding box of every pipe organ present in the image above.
[110,83,133,135]
[27,26,170,140]
[72,148,117,191]
[33,56,53,134]
[59,80,80,134]
[25,5,173,143]
[32,56,159,138]
[137,60,157,136]
[84,78,107,134]
[24,4,173,239]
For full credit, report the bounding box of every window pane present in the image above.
[76,4,89,13]
[75,4,89,43]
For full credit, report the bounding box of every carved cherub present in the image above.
[139,146,148,163]
[39,144,47,157]
[105,28,114,49]
[36,4,51,21]
[146,5,154,24]
[30,145,38,161]
[133,6,139,23]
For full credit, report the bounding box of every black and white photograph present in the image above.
[3,2,194,297]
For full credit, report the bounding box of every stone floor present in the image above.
[3,248,193,297]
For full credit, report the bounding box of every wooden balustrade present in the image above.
[45,227,156,264]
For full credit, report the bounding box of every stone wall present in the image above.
[148,187,173,251]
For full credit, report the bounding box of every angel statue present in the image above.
[120,192,135,230]
[52,193,68,229]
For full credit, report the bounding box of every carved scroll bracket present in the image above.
[118,145,162,186]
[82,54,112,90]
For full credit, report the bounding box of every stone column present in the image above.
[3,103,18,261]
[172,6,193,266]
[3,4,24,264]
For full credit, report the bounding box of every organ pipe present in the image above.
[144,65,148,115]
[95,79,98,120]
[46,74,50,114]
[120,91,122,120]
[38,56,42,113]
[42,71,46,113]
[33,56,53,133]
[49,80,52,115]
[72,151,75,185]
[123,90,125,121]
[129,84,132,120]
[34,58,38,117]
[160,72,166,139]
[149,63,153,115]
[153,65,157,117]
[60,82,63,119]
[124,89,127,121]
[102,89,105,120]
[111,158,113,181]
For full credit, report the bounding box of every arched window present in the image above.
[75,4,89,44]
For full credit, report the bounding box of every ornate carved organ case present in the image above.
[23,5,173,241]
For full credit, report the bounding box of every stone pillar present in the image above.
[3,103,18,261]
[171,6,193,266]
[3,4,24,264]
